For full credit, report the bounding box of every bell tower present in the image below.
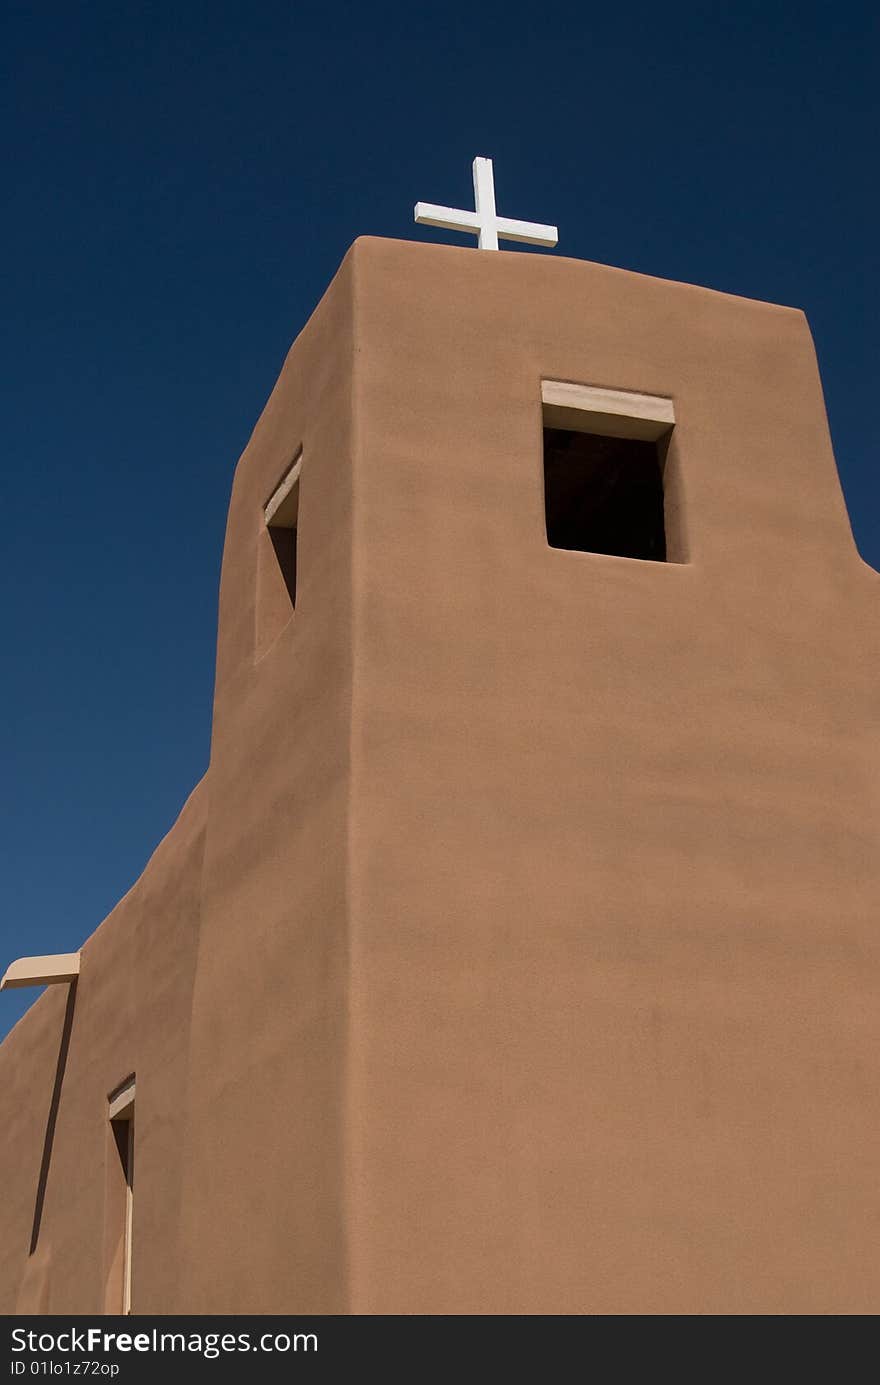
[176,233,879,1314]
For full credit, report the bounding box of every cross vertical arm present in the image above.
[471,156,498,250]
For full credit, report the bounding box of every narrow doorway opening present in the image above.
[106,1077,135,1315]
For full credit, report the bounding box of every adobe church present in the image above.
[1,161,878,1315]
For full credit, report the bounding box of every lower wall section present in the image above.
[0,782,207,1315]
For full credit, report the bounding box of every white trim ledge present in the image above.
[1,952,81,991]
[541,381,675,441]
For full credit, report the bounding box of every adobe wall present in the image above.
[0,781,206,1313]
[0,246,359,1315]
[173,246,358,1313]
[345,238,879,1313]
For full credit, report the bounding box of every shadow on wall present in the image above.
[30,981,77,1255]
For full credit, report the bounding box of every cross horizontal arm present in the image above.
[496,217,558,247]
[414,202,481,234]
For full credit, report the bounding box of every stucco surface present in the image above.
[0,238,877,1314]
[0,781,205,1313]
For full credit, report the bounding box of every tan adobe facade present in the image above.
[1,237,877,1315]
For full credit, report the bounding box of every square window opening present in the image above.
[543,428,667,562]
[541,382,679,564]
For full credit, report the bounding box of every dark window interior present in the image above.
[543,427,666,562]
[269,525,297,607]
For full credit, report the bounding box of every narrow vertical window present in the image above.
[264,450,302,608]
[107,1077,135,1315]
[256,449,302,657]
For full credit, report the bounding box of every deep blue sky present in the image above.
[1,2,877,1037]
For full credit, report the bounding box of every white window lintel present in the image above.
[108,1077,136,1122]
[541,381,675,441]
[264,450,303,529]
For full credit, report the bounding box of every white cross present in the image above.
[414,156,558,252]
